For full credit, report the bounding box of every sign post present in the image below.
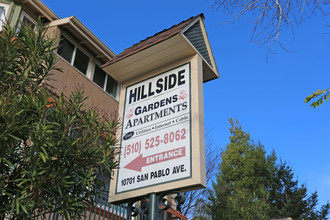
[148,193,159,220]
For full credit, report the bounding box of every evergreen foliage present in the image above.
[269,162,330,219]
[0,22,118,219]
[208,119,329,220]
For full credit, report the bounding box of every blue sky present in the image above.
[43,0,330,209]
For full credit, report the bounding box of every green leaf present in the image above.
[39,152,47,162]
[21,204,28,215]
[16,200,19,214]
[24,69,29,78]
[7,134,21,141]
[65,211,71,220]
[17,179,29,187]
[305,88,329,108]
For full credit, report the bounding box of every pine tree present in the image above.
[269,162,330,219]
[208,119,330,220]
[209,119,275,220]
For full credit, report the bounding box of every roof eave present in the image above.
[15,0,59,21]
[180,32,219,82]
[47,16,116,61]
[180,17,219,81]
[102,34,196,83]
[102,34,218,83]
[103,14,219,83]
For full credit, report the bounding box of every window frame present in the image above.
[57,33,91,76]
[0,3,9,30]
[105,73,118,99]
[18,10,37,31]
[92,63,119,99]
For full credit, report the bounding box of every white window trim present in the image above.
[104,74,109,91]
[0,3,9,30]
[18,10,37,30]
[109,74,120,100]
[87,60,95,79]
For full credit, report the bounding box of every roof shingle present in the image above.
[102,13,203,67]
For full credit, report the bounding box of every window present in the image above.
[0,3,9,29]
[57,37,74,63]
[93,65,118,98]
[19,11,37,30]
[93,65,106,88]
[57,35,90,75]
[57,34,118,99]
[106,75,118,98]
[73,48,89,74]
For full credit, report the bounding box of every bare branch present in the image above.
[211,0,328,60]
[179,130,221,218]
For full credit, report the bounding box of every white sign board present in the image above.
[116,63,191,194]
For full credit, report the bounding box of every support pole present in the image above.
[148,193,159,220]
